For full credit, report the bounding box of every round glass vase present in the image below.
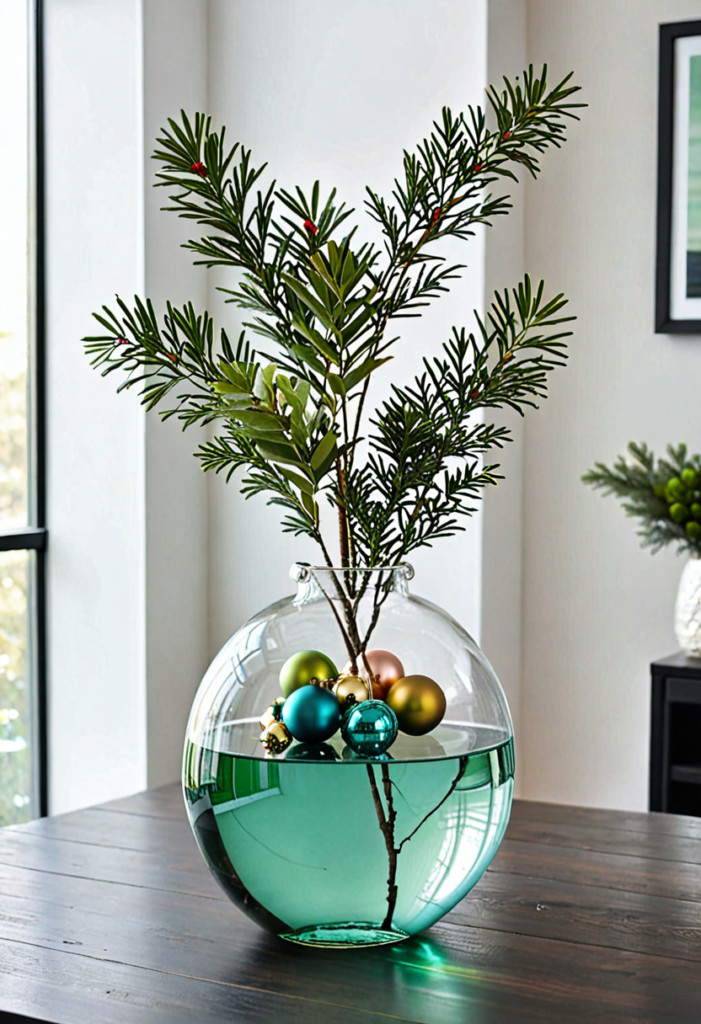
[183,564,514,948]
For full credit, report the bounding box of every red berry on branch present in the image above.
[503,131,511,140]
[167,353,177,364]
[474,163,482,173]
[191,161,208,177]
[303,219,318,235]
[472,389,479,399]
[116,337,130,345]
[432,207,441,223]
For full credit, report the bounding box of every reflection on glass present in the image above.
[0,548,34,824]
[0,1,29,528]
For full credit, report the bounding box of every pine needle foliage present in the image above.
[583,442,701,557]
[85,64,582,598]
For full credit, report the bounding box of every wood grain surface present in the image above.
[1,783,699,1023]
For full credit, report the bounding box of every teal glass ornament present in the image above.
[282,685,341,743]
[342,700,398,756]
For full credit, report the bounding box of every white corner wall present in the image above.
[205,0,489,654]
[45,0,210,811]
[481,0,527,777]
[45,0,147,812]
[142,0,210,788]
[521,0,701,810]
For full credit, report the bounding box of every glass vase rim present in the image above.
[290,561,415,582]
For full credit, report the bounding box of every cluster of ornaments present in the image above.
[658,466,701,542]
[259,648,446,758]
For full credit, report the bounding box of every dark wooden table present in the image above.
[1,784,700,1023]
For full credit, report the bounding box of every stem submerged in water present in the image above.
[365,763,398,929]
[366,756,469,930]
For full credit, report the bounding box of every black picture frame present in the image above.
[656,19,701,333]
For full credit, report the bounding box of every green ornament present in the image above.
[681,467,699,489]
[666,477,687,503]
[691,503,701,521]
[686,521,701,541]
[279,650,338,698]
[669,502,689,523]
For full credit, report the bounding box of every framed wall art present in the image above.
[656,19,701,333]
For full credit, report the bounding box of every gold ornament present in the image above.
[386,674,446,736]
[259,698,286,731]
[260,720,292,754]
[333,675,370,712]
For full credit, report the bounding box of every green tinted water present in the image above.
[183,730,514,946]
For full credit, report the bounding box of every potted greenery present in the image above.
[583,441,701,656]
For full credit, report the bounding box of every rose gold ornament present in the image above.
[365,649,405,700]
[341,649,405,701]
[367,677,392,701]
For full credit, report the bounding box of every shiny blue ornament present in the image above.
[341,700,398,756]
[281,685,341,743]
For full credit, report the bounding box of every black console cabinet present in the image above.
[650,653,701,816]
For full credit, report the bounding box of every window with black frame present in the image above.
[0,0,46,824]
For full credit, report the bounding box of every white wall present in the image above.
[520,0,701,810]
[45,0,210,811]
[142,0,210,788]
[45,0,147,812]
[481,0,527,775]
[205,0,489,654]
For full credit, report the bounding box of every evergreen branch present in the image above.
[346,277,573,564]
[85,67,583,659]
[583,443,701,556]
[84,296,340,530]
[84,296,245,425]
[364,64,582,318]
[197,427,320,539]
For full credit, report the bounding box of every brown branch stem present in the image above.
[380,763,398,929]
[336,460,351,570]
[396,756,468,854]
[365,764,399,930]
[366,755,469,931]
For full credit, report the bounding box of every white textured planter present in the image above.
[674,556,701,656]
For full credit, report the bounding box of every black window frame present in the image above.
[0,0,48,817]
